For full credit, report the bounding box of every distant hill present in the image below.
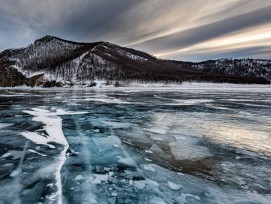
[0,35,270,87]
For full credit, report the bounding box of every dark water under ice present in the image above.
[0,87,271,204]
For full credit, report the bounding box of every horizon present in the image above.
[1,0,271,61]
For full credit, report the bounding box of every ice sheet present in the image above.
[170,142,212,160]
[144,127,168,134]
[0,123,13,129]
[1,87,271,203]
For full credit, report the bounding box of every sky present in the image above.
[0,0,271,61]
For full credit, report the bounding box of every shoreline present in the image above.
[0,82,270,91]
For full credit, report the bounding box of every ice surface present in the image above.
[0,87,271,203]
[0,123,13,129]
[204,123,271,157]
[1,150,23,160]
[133,181,146,189]
[118,157,136,167]
[167,181,182,190]
[96,118,131,129]
[170,142,213,160]
[92,174,109,182]
[148,144,164,155]
[75,175,84,181]
[1,152,13,158]
[144,127,168,134]
[166,99,214,106]
[83,95,131,104]
[92,136,121,151]
[143,164,156,172]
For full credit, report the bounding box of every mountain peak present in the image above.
[33,35,90,46]
[34,35,58,44]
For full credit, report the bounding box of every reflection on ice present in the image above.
[205,122,271,157]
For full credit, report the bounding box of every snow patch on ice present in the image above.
[90,173,110,184]
[118,157,136,167]
[143,164,156,172]
[21,132,55,148]
[75,175,84,181]
[167,181,182,190]
[1,152,12,158]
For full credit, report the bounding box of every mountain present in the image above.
[0,35,270,87]
[179,59,271,83]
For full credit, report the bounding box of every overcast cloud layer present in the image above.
[0,0,271,61]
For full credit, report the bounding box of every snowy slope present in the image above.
[190,58,271,82]
[0,35,270,87]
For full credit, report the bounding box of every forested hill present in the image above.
[0,35,270,87]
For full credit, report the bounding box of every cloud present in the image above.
[0,0,271,61]
[164,46,271,62]
[132,5,271,53]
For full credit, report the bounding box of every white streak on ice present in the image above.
[0,123,13,129]
[1,152,12,158]
[83,97,130,104]
[23,107,88,204]
[21,132,55,148]
[164,99,214,106]
[28,149,47,157]
[144,127,168,134]
[10,141,29,178]
[1,150,23,160]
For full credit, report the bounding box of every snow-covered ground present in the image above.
[1,82,271,91]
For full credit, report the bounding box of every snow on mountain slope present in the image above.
[0,35,270,87]
[191,58,271,82]
[97,43,149,62]
[0,36,121,85]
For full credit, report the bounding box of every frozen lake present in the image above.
[0,85,271,204]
